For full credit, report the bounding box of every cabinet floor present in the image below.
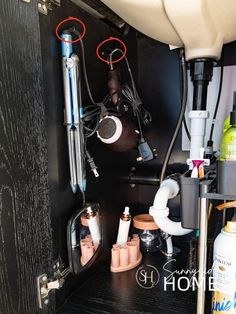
[57,240,210,314]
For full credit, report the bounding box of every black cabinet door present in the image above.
[0,0,54,313]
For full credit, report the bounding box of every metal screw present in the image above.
[44,299,49,305]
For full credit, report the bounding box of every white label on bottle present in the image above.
[213,253,236,294]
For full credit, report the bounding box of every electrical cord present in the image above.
[121,84,152,129]
[160,49,188,183]
[205,52,224,161]
[67,27,122,139]
[84,142,99,178]
[78,43,151,139]
[108,48,154,161]
[66,29,153,162]
[69,27,97,106]
[109,48,152,128]
[178,56,190,141]
[209,59,224,142]
[83,101,121,138]
[183,116,191,140]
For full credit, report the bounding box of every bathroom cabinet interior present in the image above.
[1,0,236,313]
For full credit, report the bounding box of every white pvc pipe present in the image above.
[149,178,192,237]
[189,110,209,160]
[153,186,170,210]
[152,212,192,236]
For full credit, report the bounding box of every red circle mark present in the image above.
[96,37,127,64]
[55,17,86,44]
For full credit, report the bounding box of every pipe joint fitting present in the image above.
[149,206,169,218]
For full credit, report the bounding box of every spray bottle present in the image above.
[116,207,132,245]
[212,221,236,313]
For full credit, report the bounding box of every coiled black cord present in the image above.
[121,84,152,129]
[83,101,121,138]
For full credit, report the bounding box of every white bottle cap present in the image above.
[224,221,236,233]
[124,207,130,215]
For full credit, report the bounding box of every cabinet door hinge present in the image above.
[38,0,61,15]
[36,260,69,309]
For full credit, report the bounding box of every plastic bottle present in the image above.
[212,221,236,313]
[116,207,131,245]
[223,116,231,133]
[220,92,236,161]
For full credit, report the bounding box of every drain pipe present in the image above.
[188,59,214,161]
[149,178,192,236]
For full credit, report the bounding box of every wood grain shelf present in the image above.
[58,242,199,314]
